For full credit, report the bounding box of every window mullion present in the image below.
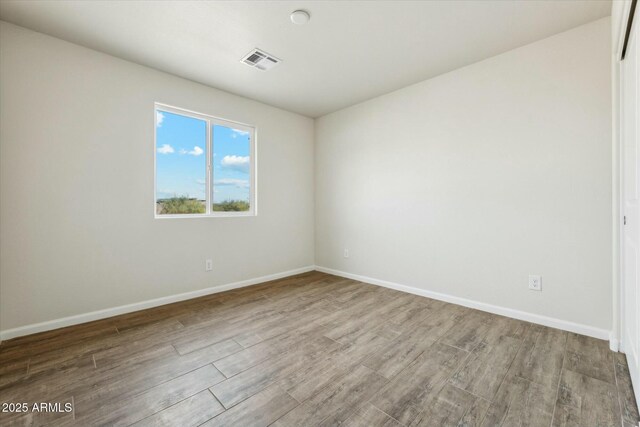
[209,120,214,216]
[206,119,212,216]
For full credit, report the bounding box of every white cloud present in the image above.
[214,178,249,188]
[157,144,174,154]
[188,146,204,156]
[195,178,206,185]
[221,155,250,172]
[156,111,165,127]
[180,146,204,156]
[231,129,249,139]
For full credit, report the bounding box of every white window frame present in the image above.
[154,103,257,219]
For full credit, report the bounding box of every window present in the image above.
[155,104,255,217]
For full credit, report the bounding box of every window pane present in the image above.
[212,124,251,212]
[155,110,207,215]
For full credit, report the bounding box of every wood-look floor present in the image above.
[0,271,638,427]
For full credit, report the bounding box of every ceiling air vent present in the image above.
[241,48,281,71]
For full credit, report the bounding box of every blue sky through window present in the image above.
[155,110,251,204]
[156,110,206,200]
[213,125,250,204]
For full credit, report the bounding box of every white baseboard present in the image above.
[0,266,315,341]
[609,333,620,352]
[1,264,612,344]
[315,265,611,341]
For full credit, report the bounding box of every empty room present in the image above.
[1,0,639,426]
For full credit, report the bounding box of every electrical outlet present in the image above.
[344,249,349,258]
[205,259,213,271]
[528,275,541,291]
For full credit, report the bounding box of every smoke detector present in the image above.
[241,48,281,71]
[290,10,310,25]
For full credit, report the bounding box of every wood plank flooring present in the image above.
[0,271,637,427]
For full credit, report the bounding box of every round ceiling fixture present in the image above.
[290,10,310,25]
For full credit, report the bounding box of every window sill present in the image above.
[154,212,256,219]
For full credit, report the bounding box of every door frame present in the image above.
[615,0,639,411]
[614,0,635,353]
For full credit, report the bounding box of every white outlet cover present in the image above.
[206,259,213,271]
[344,249,349,258]
[528,275,541,291]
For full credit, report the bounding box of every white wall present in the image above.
[0,17,614,338]
[0,22,315,334]
[315,18,612,332]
